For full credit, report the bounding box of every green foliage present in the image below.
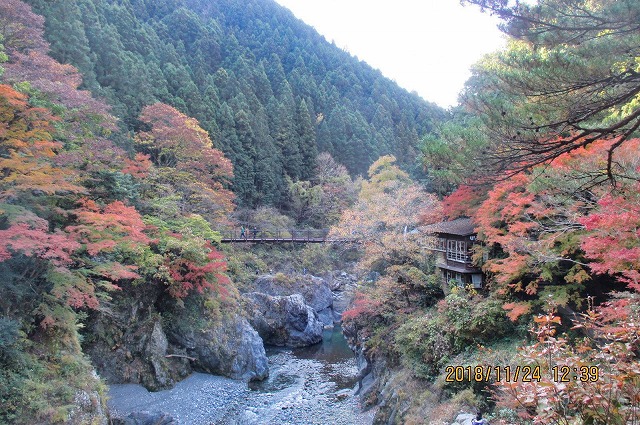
[234,206,295,233]
[0,317,22,364]
[395,314,449,379]
[144,214,221,243]
[0,35,7,76]
[394,294,515,380]
[85,170,140,203]
[420,113,491,194]
[0,317,105,425]
[298,244,338,275]
[25,0,445,206]
[459,0,640,178]
[284,153,357,227]
[223,248,268,289]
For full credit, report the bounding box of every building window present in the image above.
[445,270,464,286]
[471,274,483,288]
[447,240,469,263]
[426,237,447,252]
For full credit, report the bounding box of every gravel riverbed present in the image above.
[108,340,375,424]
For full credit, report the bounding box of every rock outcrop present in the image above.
[451,413,477,425]
[68,379,109,425]
[324,271,358,322]
[85,293,268,390]
[167,315,268,381]
[243,292,323,347]
[253,274,335,326]
[86,312,191,391]
[344,319,410,424]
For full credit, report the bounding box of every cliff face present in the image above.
[241,272,359,347]
[343,321,415,425]
[251,274,335,326]
[244,292,324,347]
[83,284,269,391]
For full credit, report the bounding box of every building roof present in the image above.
[421,217,476,237]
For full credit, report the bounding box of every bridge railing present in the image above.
[220,228,330,241]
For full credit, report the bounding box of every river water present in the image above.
[107,325,374,425]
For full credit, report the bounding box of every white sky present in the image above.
[273,0,506,108]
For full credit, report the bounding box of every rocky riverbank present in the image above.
[87,271,355,392]
[103,270,364,422]
[108,327,375,425]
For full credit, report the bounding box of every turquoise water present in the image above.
[249,324,358,393]
[293,324,354,363]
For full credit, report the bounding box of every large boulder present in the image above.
[253,274,334,326]
[325,270,358,292]
[244,292,323,347]
[86,294,267,389]
[167,315,269,382]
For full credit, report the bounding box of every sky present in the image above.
[273,0,506,108]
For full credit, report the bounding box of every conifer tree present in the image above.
[296,98,317,180]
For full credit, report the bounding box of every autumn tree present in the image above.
[0,0,48,53]
[460,0,640,179]
[334,156,438,270]
[0,4,238,422]
[336,156,443,323]
[0,84,83,198]
[474,138,640,319]
[136,103,234,222]
[495,298,640,424]
[286,152,357,227]
[0,0,115,130]
[148,231,230,300]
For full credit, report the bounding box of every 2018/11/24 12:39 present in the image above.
[444,365,600,383]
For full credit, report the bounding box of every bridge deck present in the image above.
[220,237,347,243]
[219,228,355,244]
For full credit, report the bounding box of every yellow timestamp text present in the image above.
[444,365,600,383]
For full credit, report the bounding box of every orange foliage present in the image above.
[165,242,230,299]
[474,138,640,298]
[440,185,486,220]
[122,153,153,178]
[136,103,235,220]
[0,222,79,267]
[574,139,640,290]
[0,84,83,198]
[341,292,383,323]
[502,301,531,321]
[66,199,150,256]
[494,297,640,424]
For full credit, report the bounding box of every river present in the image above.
[107,325,375,424]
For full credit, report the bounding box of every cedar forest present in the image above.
[0,0,638,424]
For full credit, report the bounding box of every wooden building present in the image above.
[422,218,483,289]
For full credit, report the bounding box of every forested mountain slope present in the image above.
[25,0,445,207]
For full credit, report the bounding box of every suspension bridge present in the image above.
[219,228,355,243]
